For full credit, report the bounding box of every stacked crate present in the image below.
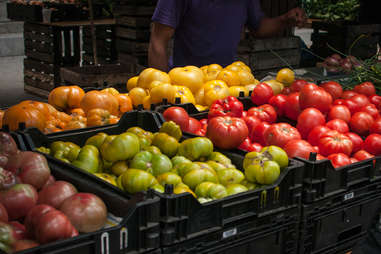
[114,0,157,66]
[23,22,80,97]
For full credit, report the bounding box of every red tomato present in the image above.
[327,153,351,168]
[163,107,189,131]
[38,181,77,209]
[369,95,381,110]
[328,105,351,123]
[0,203,7,223]
[345,132,364,154]
[297,108,326,139]
[316,154,326,160]
[268,94,287,117]
[326,119,349,133]
[350,157,359,164]
[361,104,379,119]
[242,111,247,118]
[313,146,319,153]
[243,115,262,133]
[8,221,27,240]
[184,117,202,134]
[206,116,249,149]
[353,82,376,96]
[318,130,353,156]
[250,122,271,146]
[363,134,381,155]
[199,119,208,126]
[194,129,206,136]
[320,81,343,100]
[247,104,277,123]
[341,90,358,99]
[308,126,332,146]
[281,87,292,95]
[333,99,346,105]
[264,123,301,148]
[290,79,308,92]
[345,95,370,114]
[353,150,375,161]
[284,93,301,121]
[251,143,263,152]
[238,138,262,152]
[284,139,315,159]
[370,118,381,134]
[251,83,274,105]
[299,84,332,113]
[350,112,374,136]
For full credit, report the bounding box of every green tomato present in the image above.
[217,168,245,186]
[85,132,108,149]
[208,152,233,168]
[152,133,179,158]
[156,172,182,187]
[100,133,140,162]
[173,162,201,178]
[208,184,228,199]
[120,169,158,193]
[178,137,213,161]
[72,145,100,173]
[129,151,173,176]
[244,160,280,185]
[226,184,248,196]
[171,156,192,167]
[261,146,289,169]
[206,160,227,172]
[144,146,162,155]
[195,181,215,198]
[183,168,218,190]
[110,160,129,176]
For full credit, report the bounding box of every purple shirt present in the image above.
[152,0,264,68]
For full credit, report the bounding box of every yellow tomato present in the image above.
[201,66,208,75]
[237,70,256,86]
[143,96,151,110]
[195,104,209,111]
[129,87,148,107]
[195,88,205,105]
[203,80,230,106]
[126,76,139,91]
[150,83,176,104]
[205,70,221,81]
[276,68,295,86]
[229,86,249,97]
[225,64,243,73]
[101,87,119,96]
[241,65,252,73]
[137,68,171,89]
[232,61,247,67]
[169,66,205,93]
[149,80,165,90]
[172,86,196,104]
[262,80,284,95]
[216,70,240,87]
[207,64,223,72]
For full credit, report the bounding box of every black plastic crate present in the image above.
[0,131,161,254]
[7,3,42,22]
[161,206,299,254]
[298,191,381,254]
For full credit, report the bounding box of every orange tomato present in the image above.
[216,70,240,87]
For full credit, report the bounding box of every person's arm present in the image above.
[148,22,175,72]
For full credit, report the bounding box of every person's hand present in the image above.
[284,7,307,28]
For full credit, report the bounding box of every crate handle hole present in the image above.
[338,225,362,242]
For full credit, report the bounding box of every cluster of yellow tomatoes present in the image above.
[126,61,294,111]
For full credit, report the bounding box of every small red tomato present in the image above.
[328,153,351,168]
[353,82,376,96]
[350,157,359,164]
[370,118,381,134]
[363,134,381,155]
[333,99,346,105]
[269,94,287,117]
[284,92,301,121]
[250,121,271,146]
[238,138,262,152]
[346,95,370,114]
[369,95,381,109]
[264,123,301,148]
[341,90,358,99]
[353,150,375,161]
[184,117,201,134]
[320,81,343,100]
[326,119,349,133]
[290,79,308,92]
[360,104,379,119]
[299,84,333,113]
[163,107,189,131]
[243,115,262,133]
[251,143,263,152]
[251,83,274,105]
[316,154,326,160]
[318,130,353,156]
[284,139,315,159]
[297,108,326,139]
[350,111,374,136]
[194,129,206,136]
[345,132,364,154]
[281,87,292,95]
[199,119,208,126]
[247,104,277,123]
[308,126,332,146]
[328,105,351,123]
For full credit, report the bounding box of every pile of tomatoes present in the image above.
[163,80,381,168]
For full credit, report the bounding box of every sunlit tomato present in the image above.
[299,84,332,113]
[328,105,351,123]
[290,79,308,92]
[350,157,359,164]
[350,112,374,136]
[195,129,206,136]
[345,95,370,114]
[363,134,381,155]
[360,104,379,119]
[284,92,301,121]
[284,139,315,159]
[345,132,363,154]
[297,108,326,139]
[316,154,326,160]
[326,119,349,133]
[250,121,271,146]
[369,95,381,110]
[320,81,343,100]
[318,130,353,156]
[353,150,375,161]
[327,153,351,168]
[264,123,301,148]
[308,126,332,146]
[333,99,346,105]
[243,115,262,133]
[268,94,287,117]
[247,104,277,123]
[341,90,358,99]
[251,83,274,105]
[353,82,376,96]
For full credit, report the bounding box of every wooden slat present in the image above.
[24,84,51,98]
[116,16,151,28]
[251,36,300,51]
[24,39,55,53]
[116,26,150,41]
[113,6,155,17]
[24,31,54,43]
[116,39,149,53]
[25,50,56,63]
[24,58,57,74]
[251,49,301,70]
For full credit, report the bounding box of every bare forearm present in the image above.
[148,41,169,72]
[252,16,287,38]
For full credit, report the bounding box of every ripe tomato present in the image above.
[360,104,379,119]
[281,87,292,95]
[269,94,287,117]
[290,79,308,92]
[350,112,374,136]
[320,81,343,100]
[299,84,332,113]
[163,107,189,131]
[238,138,262,152]
[251,83,274,105]
[264,123,301,148]
[327,153,351,168]
[206,116,249,149]
[284,139,315,159]
[296,108,326,139]
[370,118,381,134]
[326,119,349,133]
[328,105,351,123]
[341,90,358,99]
[333,99,346,105]
[195,129,206,136]
[345,95,370,114]
[345,132,363,154]
[284,93,301,121]
[318,130,353,156]
[308,126,332,146]
[363,134,381,155]
[250,121,271,146]
[243,115,262,133]
[353,82,376,96]
[353,150,374,161]
[350,157,359,164]
[184,117,202,134]
[247,104,277,123]
[369,95,381,110]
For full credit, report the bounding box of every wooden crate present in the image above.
[24,58,61,91]
[116,38,149,54]
[116,26,150,42]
